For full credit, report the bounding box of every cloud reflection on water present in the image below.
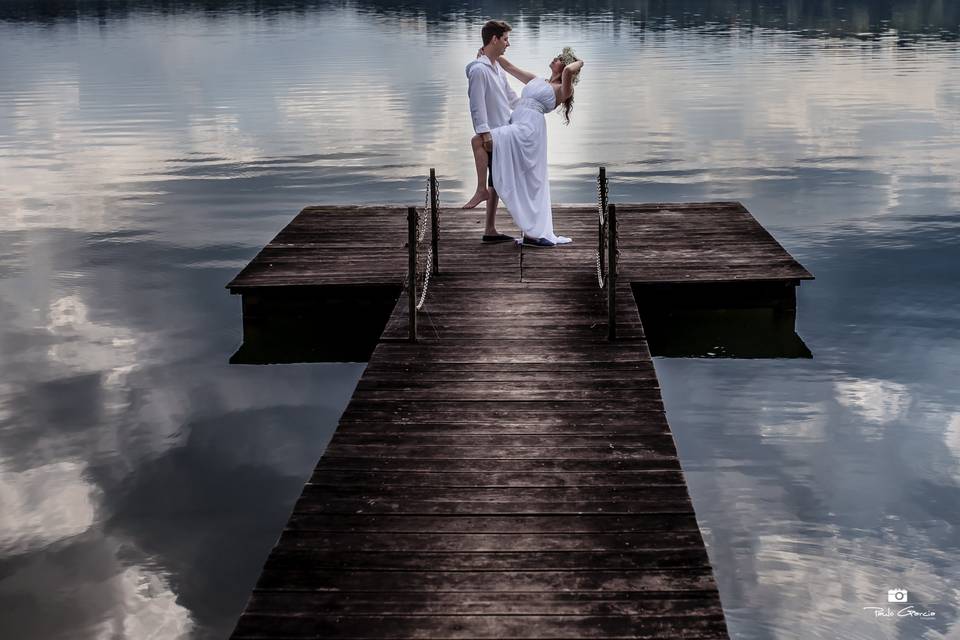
[0,460,96,554]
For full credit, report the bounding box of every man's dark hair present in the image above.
[481,20,512,46]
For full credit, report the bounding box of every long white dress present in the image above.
[490,77,572,244]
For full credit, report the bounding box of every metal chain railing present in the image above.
[415,172,442,309]
[596,167,609,289]
[404,170,441,342]
[419,180,431,243]
[596,168,620,288]
[595,167,621,340]
[596,167,621,292]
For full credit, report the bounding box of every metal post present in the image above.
[599,166,607,209]
[407,206,417,342]
[430,168,439,275]
[519,238,524,282]
[598,166,606,267]
[607,203,617,341]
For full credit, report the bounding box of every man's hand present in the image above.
[481,133,492,152]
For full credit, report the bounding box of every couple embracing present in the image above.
[463,20,584,248]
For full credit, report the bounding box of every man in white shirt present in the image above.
[465,20,519,243]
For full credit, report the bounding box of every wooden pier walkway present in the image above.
[226,202,812,639]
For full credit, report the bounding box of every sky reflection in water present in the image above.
[0,2,958,638]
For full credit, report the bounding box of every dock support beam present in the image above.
[608,203,617,341]
[407,206,417,342]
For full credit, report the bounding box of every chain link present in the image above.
[407,174,439,310]
[417,178,429,243]
[609,176,620,277]
[596,171,608,289]
[403,212,433,310]
[416,245,433,310]
[595,241,605,288]
[594,171,621,287]
[432,174,442,235]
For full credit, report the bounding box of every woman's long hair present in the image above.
[549,72,575,125]
[559,95,574,125]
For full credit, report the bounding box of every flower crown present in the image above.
[557,46,581,85]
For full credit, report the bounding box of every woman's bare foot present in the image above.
[462,187,489,209]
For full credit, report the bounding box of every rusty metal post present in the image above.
[407,206,417,342]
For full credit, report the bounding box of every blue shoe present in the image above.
[522,236,555,248]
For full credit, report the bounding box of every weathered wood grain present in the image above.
[227,203,812,291]
[221,200,819,640]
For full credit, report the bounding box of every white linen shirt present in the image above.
[465,55,519,134]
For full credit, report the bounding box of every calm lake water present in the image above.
[1,1,959,638]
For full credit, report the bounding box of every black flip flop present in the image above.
[481,234,515,244]
[522,236,556,248]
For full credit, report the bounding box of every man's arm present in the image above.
[467,64,491,134]
[499,57,536,85]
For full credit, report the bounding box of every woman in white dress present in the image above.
[471,50,584,247]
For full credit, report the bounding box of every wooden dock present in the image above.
[226,201,812,639]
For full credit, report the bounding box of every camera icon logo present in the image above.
[887,588,909,603]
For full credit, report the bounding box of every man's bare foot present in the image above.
[462,187,489,209]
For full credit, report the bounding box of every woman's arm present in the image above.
[559,60,584,101]
[498,56,537,84]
